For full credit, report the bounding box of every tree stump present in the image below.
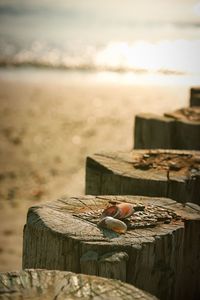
[86,150,200,205]
[134,107,200,150]
[23,195,200,300]
[0,269,157,300]
[190,86,200,106]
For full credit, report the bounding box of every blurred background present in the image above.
[0,0,200,271]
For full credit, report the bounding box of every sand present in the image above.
[0,70,189,271]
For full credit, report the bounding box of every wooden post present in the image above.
[134,107,200,150]
[86,150,200,205]
[0,269,158,299]
[80,250,128,281]
[23,195,200,300]
[190,87,200,106]
[134,114,173,149]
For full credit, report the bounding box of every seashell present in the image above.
[101,203,134,220]
[101,205,120,219]
[98,216,127,233]
[117,203,134,219]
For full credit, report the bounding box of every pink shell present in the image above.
[117,203,134,219]
[101,205,120,218]
[101,203,133,220]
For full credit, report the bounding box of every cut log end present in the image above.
[23,195,200,300]
[164,107,200,124]
[0,269,158,300]
[86,150,200,205]
[134,107,200,150]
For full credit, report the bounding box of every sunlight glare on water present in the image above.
[0,0,200,85]
[95,40,200,74]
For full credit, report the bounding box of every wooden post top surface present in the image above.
[87,149,200,182]
[136,106,200,125]
[26,195,200,246]
[0,269,157,300]
[164,107,200,124]
[24,196,200,300]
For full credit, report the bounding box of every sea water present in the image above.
[0,0,200,84]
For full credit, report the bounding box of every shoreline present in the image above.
[0,66,200,87]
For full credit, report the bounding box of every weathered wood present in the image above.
[23,195,200,300]
[134,114,173,149]
[190,95,200,107]
[134,107,200,150]
[86,150,200,205]
[81,251,129,281]
[0,269,157,300]
[190,86,200,106]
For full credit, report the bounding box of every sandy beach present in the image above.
[0,69,189,271]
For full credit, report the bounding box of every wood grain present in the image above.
[0,269,158,300]
[134,107,200,150]
[23,195,200,300]
[86,150,200,205]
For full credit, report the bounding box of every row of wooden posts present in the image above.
[1,87,200,300]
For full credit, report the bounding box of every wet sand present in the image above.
[0,70,189,271]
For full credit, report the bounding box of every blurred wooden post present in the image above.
[134,107,200,150]
[134,114,173,149]
[0,269,158,300]
[86,150,200,205]
[190,87,200,106]
[23,195,200,300]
